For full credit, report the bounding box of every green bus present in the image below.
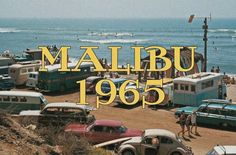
[37,62,96,92]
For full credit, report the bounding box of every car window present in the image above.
[116,126,127,133]
[43,107,60,114]
[90,125,103,132]
[103,126,116,133]
[160,137,173,144]
[198,106,207,113]
[207,108,220,115]
[206,149,219,155]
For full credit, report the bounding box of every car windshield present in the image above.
[117,126,127,133]
[206,149,219,155]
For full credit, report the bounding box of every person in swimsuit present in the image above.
[178,111,186,137]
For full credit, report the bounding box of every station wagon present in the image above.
[175,99,236,128]
[19,102,96,125]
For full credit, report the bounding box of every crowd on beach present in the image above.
[211,66,235,84]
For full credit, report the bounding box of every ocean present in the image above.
[0,18,236,74]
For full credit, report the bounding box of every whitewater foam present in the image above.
[78,38,149,44]
[0,27,22,33]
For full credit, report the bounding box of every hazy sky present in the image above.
[0,0,236,18]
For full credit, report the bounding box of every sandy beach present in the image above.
[14,83,233,155]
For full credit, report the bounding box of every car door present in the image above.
[196,106,209,124]
[87,125,104,143]
[158,136,175,155]
[141,137,160,155]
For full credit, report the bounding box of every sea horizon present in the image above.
[1,18,236,74]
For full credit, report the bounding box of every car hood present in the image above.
[64,123,87,133]
[175,106,198,115]
[122,136,142,145]
[19,110,41,116]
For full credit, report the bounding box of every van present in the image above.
[8,61,41,85]
[0,91,48,114]
[26,72,38,89]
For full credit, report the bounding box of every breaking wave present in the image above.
[88,32,134,37]
[78,38,149,44]
[0,27,22,33]
[209,29,236,33]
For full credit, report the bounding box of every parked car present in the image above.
[117,129,193,155]
[101,78,127,94]
[0,74,15,90]
[86,76,103,93]
[175,99,236,129]
[206,145,236,155]
[64,119,142,144]
[19,102,95,125]
[114,85,147,105]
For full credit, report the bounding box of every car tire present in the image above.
[122,150,134,155]
[171,152,182,155]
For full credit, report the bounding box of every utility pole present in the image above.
[188,14,210,72]
[203,17,208,72]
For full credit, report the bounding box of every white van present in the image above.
[8,61,41,85]
[0,91,48,114]
[26,72,38,89]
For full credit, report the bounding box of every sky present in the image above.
[0,0,236,19]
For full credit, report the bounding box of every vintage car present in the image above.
[64,119,142,144]
[114,85,147,105]
[174,99,236,128]
[19,102,95,125]
[85,76,103,93]
[206,145,236,155]
[116,129,193,155]
[101,78,127,94]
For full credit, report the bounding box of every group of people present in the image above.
[210,66,220,73]
[178,111,198,138]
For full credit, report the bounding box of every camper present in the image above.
[173,72,226,106]
[37,62,95,92]
[8,61,41,85]
[0,91,48,114]
[26,72,38,89]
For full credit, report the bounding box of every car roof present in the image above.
[45,62,93,72]
[0,91,43,97]
[94,119,123,127]
[44,102,95,111]
[144,129,176,139]
[86,76,102,81]
[110,78,126,83]
[214,145,236,154]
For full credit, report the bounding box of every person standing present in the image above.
[216,66,220,73]
[211,66,215,72]
[178,111,186,137]
[185,114,192,137]
[191,111,198,134]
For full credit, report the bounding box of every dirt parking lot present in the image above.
[34,84,236,155]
